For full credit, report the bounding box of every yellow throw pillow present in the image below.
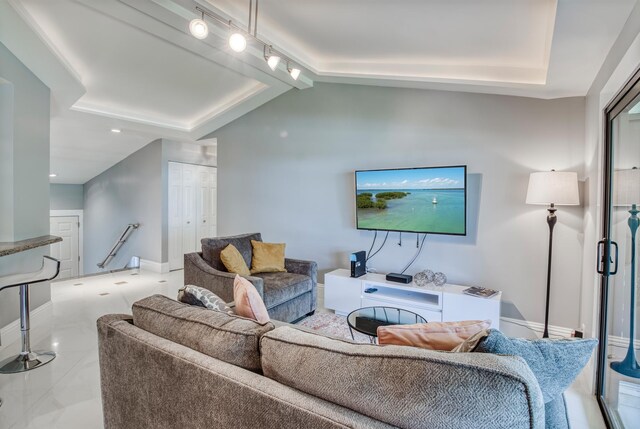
[250,240,286,274]
[220,244,251,276]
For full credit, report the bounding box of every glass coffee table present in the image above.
[347,306,427,343]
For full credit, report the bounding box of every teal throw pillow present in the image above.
[474,329,597,403]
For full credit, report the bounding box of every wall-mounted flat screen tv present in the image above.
[355,165,467,235]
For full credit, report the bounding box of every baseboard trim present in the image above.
[0,300,52,349]
[140,259,170,274]
[500,317,574,338]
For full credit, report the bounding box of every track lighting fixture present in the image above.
[189,12,208,40]
[191,2,303,81]
[229,31,247,52]
[264,46,280,71]
[288,63,301,80]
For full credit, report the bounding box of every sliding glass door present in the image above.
[598,70,640,428]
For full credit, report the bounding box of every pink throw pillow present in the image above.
[233,275,270,324]
[377,320,491,351]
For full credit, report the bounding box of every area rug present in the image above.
[296,312,370,343]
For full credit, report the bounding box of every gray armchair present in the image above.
[184,233,317,323]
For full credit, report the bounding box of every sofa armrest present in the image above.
[184,253,265,302]
[285,258,317,284]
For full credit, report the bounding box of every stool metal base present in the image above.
[0,350,56,374]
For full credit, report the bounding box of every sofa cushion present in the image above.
[474,329,598,403]
[201,233,262,271]
[452,328,490,352]
[255,272,312,309]
[545,395,569,429]
[233,275,270,324]
[377,320,491,351]
[250,240,287,274]
[220,244,251,276]
[260,326,545,429]
[132,294,273,372]
[177,285,234,314]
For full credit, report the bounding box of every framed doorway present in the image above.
[50,210,84,279]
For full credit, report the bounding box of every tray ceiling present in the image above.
[0,0,637,183]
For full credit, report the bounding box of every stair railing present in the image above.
[97,224,139,269]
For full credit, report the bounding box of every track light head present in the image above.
[288,64,301,80]
[229,32,247,52]
[267,55,280,71]
[189,15,208,39]
[263,45,281,71]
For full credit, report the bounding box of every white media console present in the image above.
[324,269,501,329]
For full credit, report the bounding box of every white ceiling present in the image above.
[0,0,637,184]
[210,0,637,97]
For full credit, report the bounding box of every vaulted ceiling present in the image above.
[0,0,636,184]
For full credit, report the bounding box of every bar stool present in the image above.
[0,256,60,374]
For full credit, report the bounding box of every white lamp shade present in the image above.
[613,168,640,206]
[526,171,580,206]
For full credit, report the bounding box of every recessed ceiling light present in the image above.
[111,128,121,133]
[49,173,57,178]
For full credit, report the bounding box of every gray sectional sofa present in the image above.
[184,233,317,323]
[98,294,548,429]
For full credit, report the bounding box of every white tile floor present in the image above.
[0,269,605,428]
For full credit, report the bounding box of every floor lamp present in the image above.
[526,170,580,338]
[610,167,640,379]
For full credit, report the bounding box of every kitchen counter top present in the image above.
[0,235,62,257]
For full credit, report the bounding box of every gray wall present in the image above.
[83,140,163,274]
[213,83,586,329]
[82,139,216,274]
[50,184,84,210]
[0,42,51,329]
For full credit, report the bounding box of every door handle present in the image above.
[596,239,619,276]
[597,239,606,274]
[610,241,619,275]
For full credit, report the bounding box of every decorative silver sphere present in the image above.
[423,269,435,283]
[414,271,428,287]
[433,272,447,287]
[414,270,435,287]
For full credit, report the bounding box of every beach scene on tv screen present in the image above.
[356,167,466,234]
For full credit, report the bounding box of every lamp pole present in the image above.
[610,203,640,377]
[543,203,557,338]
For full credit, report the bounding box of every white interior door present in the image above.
[181,164,197,256]
[207,166,217,238]
[50,216,79,279]
[168,162,183,270]
[169,162,217,271]
[196,165,217,242]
